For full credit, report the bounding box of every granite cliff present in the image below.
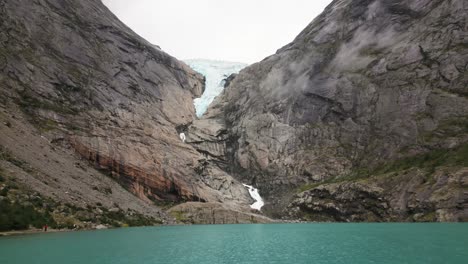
[0,0,265,229]
[191,0,468,221]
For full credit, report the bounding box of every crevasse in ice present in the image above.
[184,59,247,117]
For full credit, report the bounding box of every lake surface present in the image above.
[1,223,467,264]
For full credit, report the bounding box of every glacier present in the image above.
[184,59,247,117]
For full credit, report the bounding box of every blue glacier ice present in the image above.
[185,59,247,117]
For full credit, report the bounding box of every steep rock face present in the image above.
[199,0,468,220]
[0,111,173,226]
[187,119,230,167]
[168,202,272,224]
[288,166,468,222]
[289,182,391,222]
[0,0,256,222]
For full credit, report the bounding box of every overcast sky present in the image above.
[102,0,332,63]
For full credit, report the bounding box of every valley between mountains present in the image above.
[0,0,467,231]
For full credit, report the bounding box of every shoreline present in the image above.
[0,221,320,237]
[0,223,176,237]
[0,222,280,237]
[2,221,456,237]
[0,228,76,237]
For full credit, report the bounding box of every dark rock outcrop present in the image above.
[288,166,468,222]
[196,0,468,221]
[288,182,391,222]
[168,202,272,224]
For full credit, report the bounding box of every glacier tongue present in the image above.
[185,59,247,117]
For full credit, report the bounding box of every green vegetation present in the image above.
[301,212,335,222]
[0,170,58,231]
[352,143,468,181]
[0,198,57,231]
[170,211,189,223]
[452,43,468,52]
[0,167,5,182]
[0,146,34,173]
[0,161,161,232]
[0,185,11,196]
[297,183,322,193]
[0,146,25,167]
[297,166,374,193]
[0,191,161,231]
[358,46,386,57]
[36,118,60,132]
[17,90,79,116]
[126,213,162,227]
[15,89,82,132]
[99,209,162,227]
[151,199,180,210]
[416,212,436,222]
[374,143,468,175]
[298,143,468,193]
[422,117,468,142]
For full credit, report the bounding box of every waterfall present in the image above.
[243,184,264,210]
[179,133,186,143]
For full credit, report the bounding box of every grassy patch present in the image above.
[297,167,373,193]
[417,211,436,222]
[452,43,468,52]
[375,143,468,175]
[0,174,61,231]
[65,122,84,132]
[358,45,386,57]
[17,90,79,116]
[297,143,468,193]
[170,211,189,223]
[35,118,59,132]
[349,143,468,182]
[422,117,468,141]
[100,210,161,227]
[297,183,322,193]
[0,146,26,167]
[0,198,57,231]
[0,146,34,173]
[0,169,161,231]
[126,213,162,227]
[151,199,181,210]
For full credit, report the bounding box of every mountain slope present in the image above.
[195,0,468,221]
[0,0,264,229]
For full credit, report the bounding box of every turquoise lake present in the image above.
[1,223,467,264]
